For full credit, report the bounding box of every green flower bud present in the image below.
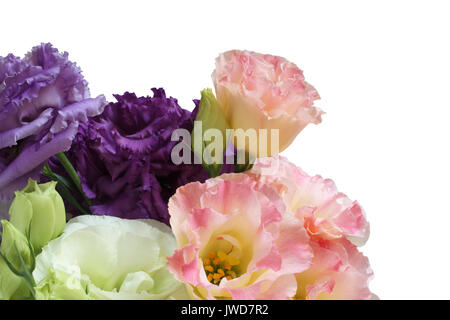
[9,179,66,254]
[0,220,33,300]
[192,88,231,177]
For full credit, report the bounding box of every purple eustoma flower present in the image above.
[0,43,106,216]
[57,89,232,225]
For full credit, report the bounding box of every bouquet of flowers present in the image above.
[0,44,373,300]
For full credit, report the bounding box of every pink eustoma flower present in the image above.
[166,175,312,300]
[212,50,323,157]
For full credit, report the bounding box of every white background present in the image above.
[2,0,449,299]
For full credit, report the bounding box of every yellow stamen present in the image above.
[204,265,214,272]
[204,250,240,284]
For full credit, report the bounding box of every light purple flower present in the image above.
[0,43,106,213]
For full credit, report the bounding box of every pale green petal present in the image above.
[33,216,185,300]
[35,268,89,300]
[167,284,191,300]
[59,227,117,290]
[50,193,66,239]
[27,193,56,251]
[119,271,155,293]
[8,193,33,234]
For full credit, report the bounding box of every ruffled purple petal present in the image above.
[25,43,89,103]
[0,108,53,149]
[0,123,77,202]
[49,95,106,135]
[51,88,235,225]
[0,43,104,203]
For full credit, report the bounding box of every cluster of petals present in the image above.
[167,156,373,299]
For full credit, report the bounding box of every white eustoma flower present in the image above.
[33,215,188,300]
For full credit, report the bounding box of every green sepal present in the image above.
[0,220,35,299]
[192,89,231,178]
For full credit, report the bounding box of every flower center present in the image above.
[203,250,240,285]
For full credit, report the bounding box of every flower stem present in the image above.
[42,164,91,215]
[55,152,93,207]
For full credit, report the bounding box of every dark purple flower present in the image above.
[0,43,106,216]
[58,89,232,225]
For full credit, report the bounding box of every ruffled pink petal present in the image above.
[218,173,284,226]
[259,274,298,300]
[229,282,262,300]
[199,179,261,217]
[297,239,373,300]
[166,243,202,286]
[251,156,370,245]
[255,239,282,272]
[213,50,322,121]
[275,215,313,274]
[306,278,335,300]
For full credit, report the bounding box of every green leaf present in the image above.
[42,164,75,191]
[55,184,91,215]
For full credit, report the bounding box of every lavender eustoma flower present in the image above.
[0,43,106,216]
[56,88,232,225]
